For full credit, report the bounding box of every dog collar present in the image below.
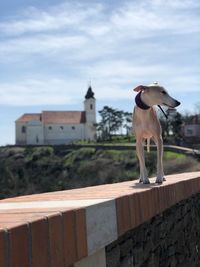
[135,91,150,110]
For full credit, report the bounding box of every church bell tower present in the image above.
[84,85,96,140]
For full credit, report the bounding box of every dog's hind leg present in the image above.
[154,135,165,184]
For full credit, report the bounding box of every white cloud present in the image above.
[0,34,87,59]
[0,0,200,60]
[0,3,104,36]
[111,1,200,38]
[151,0,200,9]
[0,0,199,107]
[0,62,198,106]
[0,78,84,106]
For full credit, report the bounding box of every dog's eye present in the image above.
[162,91,167,95]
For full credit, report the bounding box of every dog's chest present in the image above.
[133,106,161,135]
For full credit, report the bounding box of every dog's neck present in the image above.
[135,91,150,110]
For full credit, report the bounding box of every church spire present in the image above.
[85,84,95,99]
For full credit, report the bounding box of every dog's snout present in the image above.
[175,100,181,107]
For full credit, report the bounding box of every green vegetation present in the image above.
[75,134,136,145]
[97,106,132,141]
[164,151,186,160]
[97,105,200,145]
[0,146,199,200]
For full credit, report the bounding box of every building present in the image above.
[183,114,200,143]
[15,86,96,145]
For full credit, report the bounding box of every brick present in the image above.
[142,190,157,221]
[150,188,160,217]
[137,191,152,223]
[161,185,171,211]
[157,186,167,212]
[0,229,7,267]
[30,218,49,267]
[75,209,88,260]
[129,192,142,229]
[48,213,65,267]
[9,224,30,267]
[137,191,149,223]
[183,180,192,199]
[116,196,131,236]
[167,184,176,208]
[62,210,77,266]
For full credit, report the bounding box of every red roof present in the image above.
[16,111,86,124]
[15,113,41,123]
[42,111,86,124]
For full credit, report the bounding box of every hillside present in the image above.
[0,146,199,200]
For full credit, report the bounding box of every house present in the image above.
[15,86,96,145]
[183,114,200,143]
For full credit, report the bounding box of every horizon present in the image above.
[0,0,200,145]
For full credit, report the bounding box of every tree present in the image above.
[98,106,126,140]
[158,108,183,144]
[123,112,132,136]
[170,112,183,144]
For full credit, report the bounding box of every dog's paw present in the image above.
[155,177,163,184]
[163,177,166,182]
[143,179,150,184]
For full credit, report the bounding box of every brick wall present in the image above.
[106,192,200,267]
[0,171,200,267]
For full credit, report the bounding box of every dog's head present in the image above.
[133,82,180,108]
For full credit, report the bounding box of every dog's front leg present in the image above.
[155,135,165,184]
[136,139,150,184]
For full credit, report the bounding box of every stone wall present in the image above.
[106,192,200,267]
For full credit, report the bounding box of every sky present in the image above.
[0,0,200,145]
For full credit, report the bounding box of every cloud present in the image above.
[0,34,87,58]
[150,0,200,9]
[111,1,200,39]
[0,0,199,107]
[86,61,200,96]
[0,62,199,107]
[1,0,199,39]
[0,79,83,106]
[0,3,104,36]
[0,0,200,59]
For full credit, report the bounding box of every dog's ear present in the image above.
[133,85,148,92]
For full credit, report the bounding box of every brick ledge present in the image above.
[0,171,200,267]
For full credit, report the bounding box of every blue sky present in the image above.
[0,0,200,145]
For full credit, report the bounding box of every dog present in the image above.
[133,82,180,184]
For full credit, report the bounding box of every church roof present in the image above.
[85,86,95,99]
[42,111,86,124]
[15,113,41,123]
[16,111,86,124]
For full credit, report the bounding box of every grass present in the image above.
[75,135,136,145]
[164,151,186,160]
[0,145,199,199]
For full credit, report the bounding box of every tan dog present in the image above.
[133,82,180,184]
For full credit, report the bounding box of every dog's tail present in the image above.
[147,138,150,153]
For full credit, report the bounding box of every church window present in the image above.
[72,126,75,130]
[90,104,93,110]
[21,126,26,133]
[60,126,64,130]
[48,126,52,130]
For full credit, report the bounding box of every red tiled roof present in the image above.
[16,113,41,123]
[42,111,86,124]
[16,111,86,124]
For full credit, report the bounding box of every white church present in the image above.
[15,86,97,145]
